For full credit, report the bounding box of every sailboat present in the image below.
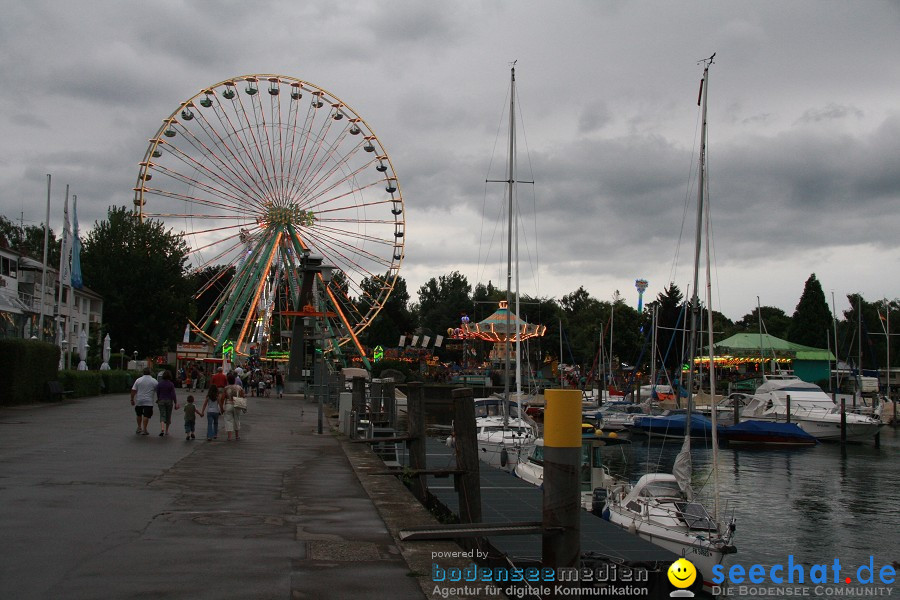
[471,64,538,471]
[601,55,736,591]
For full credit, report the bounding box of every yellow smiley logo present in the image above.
[667,558,697,589]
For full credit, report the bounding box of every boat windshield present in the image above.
[481,425,530,435]
[475,399,522,419]
[639,480,683,498]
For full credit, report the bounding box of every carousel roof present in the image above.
[461,301,547,343]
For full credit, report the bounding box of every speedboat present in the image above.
[584,401,650,433]
[473,395,537,471]
[740,375,884,442]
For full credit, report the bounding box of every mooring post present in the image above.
[352,376,366,414]
[785,394,791,424]
[383,379,396,429]
[733,395,740,425]
[452,387,481,525]
[840,398,847,445]
[370,380,383,415]
[542,388,582,582]
[407,382,428,504]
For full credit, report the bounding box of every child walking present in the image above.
[183,395,202,440]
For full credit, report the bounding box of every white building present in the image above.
[0,247,31,338]
[7,255,104,358]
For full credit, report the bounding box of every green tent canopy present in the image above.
[710,333,835,362]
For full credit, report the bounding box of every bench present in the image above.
[46,381,74,401]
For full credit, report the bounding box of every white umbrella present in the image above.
[100,333,111,370]
[183,323,191,343]
[77,327,88,371]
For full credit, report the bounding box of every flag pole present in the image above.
[39,175,51,340]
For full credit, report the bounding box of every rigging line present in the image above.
[704,137,724,315]
[182,103,271,207]
[669,101,704,286]
[198,94,276,205]
[477,81,512,287]
[217,89,279,202]
[514,86,541,298]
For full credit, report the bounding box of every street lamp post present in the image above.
[316,264,335,435]
[120,348,125,370]
[133,350,138,370]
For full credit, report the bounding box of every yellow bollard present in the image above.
[542,389,583,579]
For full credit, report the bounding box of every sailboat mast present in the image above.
[504,64,516,421]
[684,57,712,438]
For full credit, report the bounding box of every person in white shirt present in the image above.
[130,367,159,435]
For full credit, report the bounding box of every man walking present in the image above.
[131,367,159,435]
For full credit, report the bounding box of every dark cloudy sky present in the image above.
[2,1,900,321]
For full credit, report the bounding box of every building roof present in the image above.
[712,332,835,362]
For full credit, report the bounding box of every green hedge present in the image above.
[58,370,103,398]
[101,370,135,393]
[0,339,59,405]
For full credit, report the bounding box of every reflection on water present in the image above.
[422,400,900,582]
[614,428,900,574]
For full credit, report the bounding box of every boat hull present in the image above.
[604,506,733,591]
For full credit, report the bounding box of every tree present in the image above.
[81,206,193,355]
[0,216,59,265]
[788,274,833,348]
[358,272,415,348]
[560,286,605,367]
[416,271,472,337]
[654,283,686,372]
[733,305,792,340]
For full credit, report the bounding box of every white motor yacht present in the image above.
[740,375,883,442]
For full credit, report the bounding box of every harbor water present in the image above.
[602,426,900,596]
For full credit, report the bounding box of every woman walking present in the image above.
[156,370,179,436]
[223,372,245,441]
[201,384,222,441]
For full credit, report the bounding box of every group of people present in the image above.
[130,366,247,441]
[184,363,284,399]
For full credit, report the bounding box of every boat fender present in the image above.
[500,448,509,467]
[628,521,637,534]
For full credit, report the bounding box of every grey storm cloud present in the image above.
[3,0,900,319]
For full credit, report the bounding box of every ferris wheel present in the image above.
[133,74,405,362]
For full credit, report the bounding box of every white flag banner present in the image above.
[411,335,419,347]
[434,335,444,348]
[399,335,406,347]
[58,193,71,289]
[422,336,430,347]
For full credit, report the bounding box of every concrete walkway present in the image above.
[0,391,488,599]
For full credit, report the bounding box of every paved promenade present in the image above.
[0,390,484,600]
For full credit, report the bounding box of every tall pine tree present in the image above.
[787,273,832,348]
